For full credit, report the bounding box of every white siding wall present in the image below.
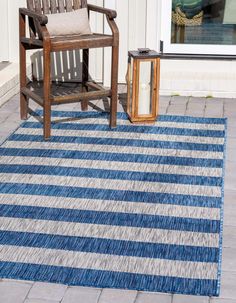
[0,0,9,61]
[104,0,150,85]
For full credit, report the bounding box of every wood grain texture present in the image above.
[50,34,113,51]
[34,0,42,13]
[42,0,50,14]
[81,0,87,8]
[50,0,57,13]
[73,0,81,10]
[58,0,65,13]
[27,0,34,10]
[66,0,73,12]
[19,12,28,120]
[43,39,51,140]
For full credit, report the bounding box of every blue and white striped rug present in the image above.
[0,111,227,296]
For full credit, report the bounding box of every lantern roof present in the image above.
[128,49,160,59]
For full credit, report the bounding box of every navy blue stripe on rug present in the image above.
[33,110,227,125]
[0,231,219,263]
[0,261,219,296]
[157,115,226,125]
[0,183,222,208]
[0,148,223,168]
[0,204,220,233]
[21,121,226,138]
[8,134,225,152]
[0,164,223,187]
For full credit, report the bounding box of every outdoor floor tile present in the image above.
[226,128,236,139]
[223,226,236,249]
[0,131,12,142]
[98,289,137,303]
[167,104,187,110]
[223,98,236,104]
[166,107,186,115]
[225,149,236,163]
[24,299,60,303]
[61,287,101,303]
[159,95,171,105]
[222,247,236,272]
[170,96,189,105]
[224,105,236,118]
[28,282,67,301]
[6,112,21,121]
[226,121,236,130]
[173,294,209,303]
[0,115,8,123]
[223,190,236,227]
[211,298,236,303]
[159,106,168,115]
[204,111,223,118]
[135,292,172,303]
[219,272,236,299]
[225,161,236,173]
[3,101,20,112]
[187,102,206,111]
[2,279,34,284]
[189,97,207,104]
[185,110,205,117]
[226,137,236,148]
[206,99,224,106]
[224,166,236,191]
[0,281,32,303]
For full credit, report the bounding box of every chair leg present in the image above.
[19,15,28,120]
[82,48,89,111]
[43,47,51,140]
[110,45,119,128]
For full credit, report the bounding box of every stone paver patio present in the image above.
[0,87,235,303]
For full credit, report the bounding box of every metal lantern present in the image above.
[126,49,160,123]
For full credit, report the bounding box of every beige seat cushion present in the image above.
[46,8,92,37]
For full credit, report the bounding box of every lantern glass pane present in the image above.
[138,61,154,115]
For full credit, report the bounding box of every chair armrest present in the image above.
[87,4,117,20]
[19,8,48,25]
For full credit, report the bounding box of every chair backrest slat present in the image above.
[34,0,42,13]
[66,0,73,12]
[81,0,87,8]
[73,0,80,10]
[26,0,87,13]
[50,0,57,13]
[42,0,50,14]
[27,0,35,10]
[58,0,65,12]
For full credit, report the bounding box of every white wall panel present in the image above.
[8,0,26,62]
[0,0,9,61]
[103,0,116,86]
[104,0,149,85]
[146,0,160,50]
[88,0,104,82]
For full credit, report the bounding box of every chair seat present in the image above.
[51,33,114,51]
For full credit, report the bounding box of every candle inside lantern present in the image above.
[138,83,151,115]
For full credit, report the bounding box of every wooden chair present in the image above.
[19,0,119,140]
